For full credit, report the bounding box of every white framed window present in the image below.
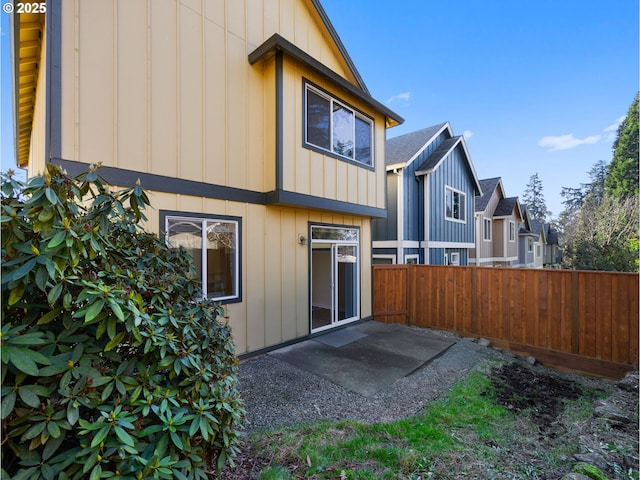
[405,254,419,264]
[483,218,492,241]
[304,82,374,167]
[373,255,396,265]
[509,221,516,242]
[445,186,466,222]
[165,214,241,302]
[528,237,534,253]
[450,252,460,266]
[536,245,541,257]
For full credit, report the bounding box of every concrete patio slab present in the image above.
[269,321,456,397]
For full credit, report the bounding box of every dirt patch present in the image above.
[486,362,583,436]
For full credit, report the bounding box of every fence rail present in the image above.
[372,265,639,378]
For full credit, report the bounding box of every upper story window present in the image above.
[304,82,373,168]
[165,214,241,303]
[509,221,516,242]
[483,218,492,241]
[527,237,534,252]
[445,186,466,222]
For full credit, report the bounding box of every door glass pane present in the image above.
[337,245,358,321]
[355,116,372,165]
[311,243,332,330]
[306,89,330,150]
[332,103,354,158]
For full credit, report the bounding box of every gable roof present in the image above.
[494,196,522,220]
[385,122,450,168]
[475,177,504,212]
[414,135,482,195]
[249,33,403,128]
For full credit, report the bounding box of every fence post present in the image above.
[571,271,580,355]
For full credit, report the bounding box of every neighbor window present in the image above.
[305,83,373,167]
[445,186,466,222]
[483,218,492,241]
[450,252,460,266]
[165,215,240,302]
[527,237,534,253]
[509,221,516,242]
[405,255,419,264]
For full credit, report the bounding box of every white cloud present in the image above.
[386,92,411,103]
[462,130,474,140]
[537,134,601,152]
[603,115,626,142]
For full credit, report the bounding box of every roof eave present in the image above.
[248,33,404,128]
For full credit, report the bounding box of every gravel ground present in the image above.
[237,329,510,433]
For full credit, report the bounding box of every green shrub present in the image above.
[1,164,245,479]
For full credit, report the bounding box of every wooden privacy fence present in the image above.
[373,265,639,378]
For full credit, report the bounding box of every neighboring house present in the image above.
[11,1,403,354]
[543,224,563,269]
[529,218,546,269]
[372,122,482,265]
[470,177,524,267]
[517,207,544,268]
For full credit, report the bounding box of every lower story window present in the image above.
[165,214,240,302]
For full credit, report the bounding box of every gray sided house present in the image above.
[471,177,524,267]
[372,122,482,265]
[517,207,540,268]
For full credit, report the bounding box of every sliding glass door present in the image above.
[310,225,360,332]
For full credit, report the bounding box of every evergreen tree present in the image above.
[522,173,548,221]
[606,93,639,198]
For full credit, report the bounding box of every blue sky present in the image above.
[1,2,638,217]
[322,0,639,217]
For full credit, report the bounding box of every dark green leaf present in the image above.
[114,426,135,447]
[1,391,16,419]
[46,230,66,250]
[7,332,46,345]
[47,421,62,438]
[85,299,104,323]
[18,386,42,408]
[45,187,58,205]
[90,425,110,448]
[47,283,64,305]
[170,431,183,449]
[10,351,39,376]
[12,257,37,281]
[67,404,79,426]
[42,434,65,460]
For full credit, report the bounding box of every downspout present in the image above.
[423,174,430,264]
[395,169,403,263]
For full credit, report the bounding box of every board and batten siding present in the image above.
[57,0,359,194]
[145,194,373,355]
[280,56,387,209]
[427,147,475,244]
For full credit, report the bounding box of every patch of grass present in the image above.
[247,365,625,479]
[251,369,516,479]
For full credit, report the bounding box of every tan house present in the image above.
[470,177,524,267]
[11,0,403,355]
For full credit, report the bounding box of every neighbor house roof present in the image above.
[494,197,520,217]
[413,135,482,195]
[385,122,450,167]
[475,177,503,212]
